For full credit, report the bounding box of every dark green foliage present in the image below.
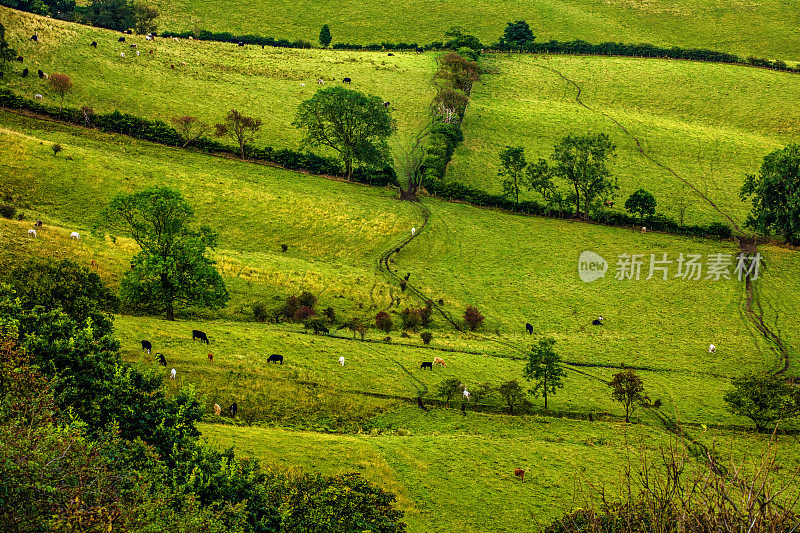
[98,187,229,321]
[500,20,535,49]
[7,260,120,339]
[420,331,432,344]
[625,189,656,221]
[498,146,527,205]
[724,372,799,431]
[294,86,395,180]
[375,311,393,333]
[0,203,15,219]
[0,21,17,67]
[283,295,301,320]
[323,307,336,322]
[319,24,332,47]
[253,302,269,322]
[498,379,526,414]
[215,109,262,161]
[609,368,646,423]
[298,290,317,309]
[133,2,159,34]
[463,305,484,331]
[419,302,433,327]
[523,337,565,411]
[741,144,800,245]
[52,143,63,156]
[436,377,463,407]
[443,27,483,52]
[86,0,136,31]
[400,307,421,331]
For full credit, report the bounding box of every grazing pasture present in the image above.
[447,54,800,225]
[141,0,800,61]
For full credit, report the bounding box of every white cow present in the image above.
[34,94,43,100]
[709,344,716,354]
[120,52,125,58]
[463,389,470,401]
[70,231,80,240]
[28,228,37,238]
[411,227,416,236]
[170,368,176,380]
[338,356,345,366]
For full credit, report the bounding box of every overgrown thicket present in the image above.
[0,264,406,532]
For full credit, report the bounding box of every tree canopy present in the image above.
[625,188,657,221]
[609,369,646,423]
[523,337,566,410]
[724,372,798,431]
[498,146,527,205]
[0,21,17,67]
[319,24,332,47]
[97,187,228,321]
[294,86,394,180]
[501,20,535,48]
[740,144,800,245]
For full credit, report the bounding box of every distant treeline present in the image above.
[0,88,397,186]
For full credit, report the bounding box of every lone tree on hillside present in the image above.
[97,187,229,321]
[215,109,262,161]
[500,20,535,49]
[740,144,800,245]
[0,21,17,69]
[319,24,332,47]
[172,116,209,148]
[724,372,798,432]
[625,188,657,221]
[609,368,646,423]
[498,146,527,206]
[498,379,526,414]
[532,133,617,219]
[47,73,73,118]
[463,305,484,331]
[294,87,394,180]
[523,337,565,411]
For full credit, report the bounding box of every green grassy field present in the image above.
[134,0,800,61]
[447,53,800,226]
[1,8,437,155]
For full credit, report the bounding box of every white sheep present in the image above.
[70,231,80,240]
[34,93,42,100]
[709,344,716,354]
[173,37,179,42]
[28,228,37,238]
[463,389,470,401]
[170,368,176,380]
[136,50,140,56]
[411,227,416,236]
[338,356,345,366]
[317,78,324,84]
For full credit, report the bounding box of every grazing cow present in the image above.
[91,41,97,47]
[420,361,433,370]
[130,43,137,48]
[34,94,42,100]
[214,403,221,416]
[136,50,140,56]
[383,101,390,108]
[342,77,351,84]
[70,231,80,240]
[35,220,43,227]
[192,329,209,344]
[229,402,238,417]
[31,33,38,42]
[208,353,213,362]
[170,368,176,380]
[417,396,428,411]
[28,229,37,238]
[157,353,166,366]
[709,344,716,354]
[173,37,179,42]
[17,56,23,62]
[433,357,446,367]
[411,227,416,236]
[120,52,125,58]
[592,316,604,326]
[38,69,45,78]
[514,468,525,482]
[141,340,152,354]
[150,50,154,54]
[145,34,153,41]
[90,259,97,268]
[338,356,345,366]
[641,226,647,233]
[525,323,533,335]
[238,42,244,47]
[387,53,394,56]
[267,354,284,365]
[125,30,132,35]
[300,83,305,87]
[118,37,125,42]
[22,68,29,77]
[317,78,324,85]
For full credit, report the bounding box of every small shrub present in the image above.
[400,307,421,331]
[653,398,663,408]
[298,291,317,309]
[375,311,393,333]
[420,302,433,327]
[421,331,433,344]
[294,306,316,321]
[253,302,269,322]
[0,203,15,219]
[323,307,336,322]
[464,305,484,331]
[399,280,407,292]
[52,143,62,156]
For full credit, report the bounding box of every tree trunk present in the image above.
[544,374,548,411]
[345,159,353,181]
[166,302,175,321]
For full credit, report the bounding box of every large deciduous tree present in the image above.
[724,371,798,432]
[625,188,656,221]
[319,24,332,47]
[498,146,527,206]
[740,144,800,245]
[98,187,228,321]
[523,337,565,411]
[215,109,262,161]
[609,368,646,423]
[294,86,394,180]
[47,73,73,118]
[500,20,535,49]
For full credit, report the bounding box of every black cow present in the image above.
[30,33,38,42]
[238,42,244,47]
[0,72,2,79]
[16,56,23,62]
[342,77,351,84]
[141,340,152,353]
[192,329,209,344]
[91,41,97,47]
[36,219,43,227]
[267,354,284,365]
[22,68,28,77]
[118,37,125,42]
[125,29,132,35]
[156,353,166,366]
[525,323,533,335]
[38,69,45,78]
[420,361,433,370]
[229,402,238,417]
[404,272,410,281]
[592,317,604,326]
[387,53,394,56]
[383,101,390,108]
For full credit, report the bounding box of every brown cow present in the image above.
[514,468,525,482]
[433,357,446,367]
[208,353,214,362]
[213,403,222,416]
